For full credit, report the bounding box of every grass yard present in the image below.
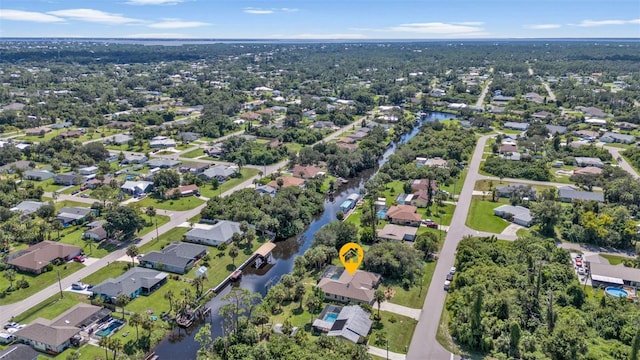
[181,148,206,158]
[465,197,510,233]
[82,261,131,285]
[417,203,455,226]
[381,180,405,206]
[0,261,85,305]
[54,200,91,211]
[285,142,303,154]
[369,311,417,354]
[199,168,259,198]
[600,253,628,265]
[138,227,190,254]
[440,168,468,196]
[133,195,205,211]
[386,259,436,309]
[23,179,64,193]
[14,292,90,324]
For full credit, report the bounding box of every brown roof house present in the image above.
[267,176,305,189]
[15,303,111,355]
[317,265,382,305]
[292,165,325,179]
[8,241,82,274]
[377,224,418,242]
[165,184,199,198]
[385,204,422,227]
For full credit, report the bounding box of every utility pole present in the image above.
[57,269,63,299]
[386,339,389,360]
[155,217,159,241]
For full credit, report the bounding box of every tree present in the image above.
[631,327,640,360]
[374,288,386,317]
[280,274,296,300]
[126,244,139,267]
[228,244,239,266]
[110,337,123,360]
[92,185,116,206]
[153,169,180,193]
[531,200,562,236]
[414,232,439,259]
[3,269,16,289]
[509,320,521,358]
[251,304,270,336]
[145,206,156,224]
[65,350,81,360]
[305,292,322,324]
[115,293,130,320]
[294,282,306,309]
[164,290,175,313]
[99,336,111,360]
[129,312,142,342]
[52,221,64,240]
[104,206,145,240]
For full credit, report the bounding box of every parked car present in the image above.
[578,267,586,276]
[449,267,456,275]
[73,255,85,263]
[423,220,438,229]
[71,190,80,195]
[575,258,583,267]
[446,273,454,281]
[3,322,17,330]
[444,280,451,291]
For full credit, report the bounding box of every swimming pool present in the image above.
[96,320,124,337]
[605,286,628,298]
[377,209,387,219]
[324,313,338,323]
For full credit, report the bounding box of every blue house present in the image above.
[91,267,168,303]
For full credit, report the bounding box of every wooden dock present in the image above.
[212,242,277,294]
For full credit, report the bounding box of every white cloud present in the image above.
[273,33,367,39]
[576,18,640,27]
[149,20,209,28]
[0,9,64,23]
[48,9,142,24]
[124,33,187,38]
[125,0,183,4]
[243,7,298,14]
[388,22,486,36]
[455,22,484,26]
[525,24,562,29]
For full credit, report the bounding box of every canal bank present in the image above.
[153,111,456,358]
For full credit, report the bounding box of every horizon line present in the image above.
[1,36,639,41]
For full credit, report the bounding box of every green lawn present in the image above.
[14,292,90,324]
[23,179,64,193]
[181,148,206,158]
[417,203,455,226]
[0,261,85,305]
[82,261,131,285]
[285,142,303,154]
[369,311,417,354]
[54,200,91,211]
[138,227,190,254]
[440,168,468,196]
[600,253,628,265]
[386,260,436,309]
[133,195,205,211]
[381,180,405,206]
[199,168,260,198]
[465,198,510,233]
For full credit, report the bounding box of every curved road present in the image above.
[407,134,493,360]
[604,145,639,179]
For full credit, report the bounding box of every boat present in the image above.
[230,269,242,281]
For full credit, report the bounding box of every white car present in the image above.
[444,280,451,291]
[449,267,456,275]
[578,267,586,276]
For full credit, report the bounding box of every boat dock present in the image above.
[212,242,277,294]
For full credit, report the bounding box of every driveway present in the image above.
[368,345,407,360]
[380,301,421,320]
[501,223,523,237]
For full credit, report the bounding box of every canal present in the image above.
[154,111,455,357]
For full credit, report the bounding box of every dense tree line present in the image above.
[482,156,551,181]
[448,235,640,360]
[221,136,288,166]
[248,126,327,145]
[199,182,325,239]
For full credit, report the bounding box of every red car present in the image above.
[575,258,583,267]
[422,219,439,229]
[73,256,85,263]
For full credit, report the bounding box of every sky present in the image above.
[0,0,639,39]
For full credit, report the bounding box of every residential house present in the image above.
[165,184,199,197]
[377,224,418,242]
[139,242,208,274]
[199,165,238,181]
[600,132,635,144]
[120,180,153,196]
[3,103,25,111]
[313,305,372,344]
[24,170,55,181]
[91,267,168,302]
[149,136,176,148]
[54,173,83,186]
[56,207,95,226]
[545,124,567,135]
[82,225,107,241]
[385,205,422,227]
[179,163,210,174]
[575,157,604,168]
[558,186,604,203]
[267,176,305,189]
[58,130,84,139]
[533,111,556,120]
[121,154,148,165]
[86,177,113,190]
[78,166,98,176]
[0,344,39,359]
[575,130,600,141]
[0,160,32,173]
[312,121,336,130]
[24,127,51,136]
[589,262,640,288]
[10,201,46,216]
[50,122,72,129]
[495,184,537,200]
[255,184,277,197]
[240,112,260,121]
[317,265,381,305]
[524,93,544,103]
[108,134,133,145]
[410,179,438,193]
[8,241,82,274]
[183,220,243,246]
[499,144,518,154]
[503,121,530,131]
[206,144,224,158]
[573,166,603,176]
[107,121,135,130]
[292,165,325,179]
[577,106,609,118]
[615,122,638,131]
[493,205,533,227]
[176,132,200,143]
[146,158,181,169]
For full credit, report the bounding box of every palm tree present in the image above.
[295,283,306,309]
[126,245,139,267]
[164,290,174,313]
[110,338,123,360]
[115,293,130,320]
[145,207,156,225]
[52,221,63,240]
[3,269,16,289]
[192,275,205,298]
[98,336,111,360]
[374,288,386,317]
[141,316,153,337]
[228,244,239,266]
[129,312,142,342]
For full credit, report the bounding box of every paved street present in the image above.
[604,145,639,179]
[407,134,492,360]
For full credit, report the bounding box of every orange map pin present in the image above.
[339,242,364,275]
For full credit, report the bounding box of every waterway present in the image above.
[154,111,455,358]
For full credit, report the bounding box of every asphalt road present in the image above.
[407,134,493,360]
[604,145,639,179]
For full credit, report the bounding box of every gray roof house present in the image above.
[146,158,181,169]
[0,344,39,360]
[184,220,243,246]
[199,165,238,181]
[558,186,604,203]
[108,134,133,145]
[54,173,83,186]
[56,207,95,225]
[92,267,168,302]
[140,242,208,274]
[545,124,567,135]
[122,154,148,164]
[24,169,55,181]
[503,121,530,131]
[120,180,153,195]
[10,201,46,216]
[574,157,604,168]
[313,305,372,344]
[589,262,640,288]
[493,205,533,227]
[600,132,635,144]
[495,184,537,200]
